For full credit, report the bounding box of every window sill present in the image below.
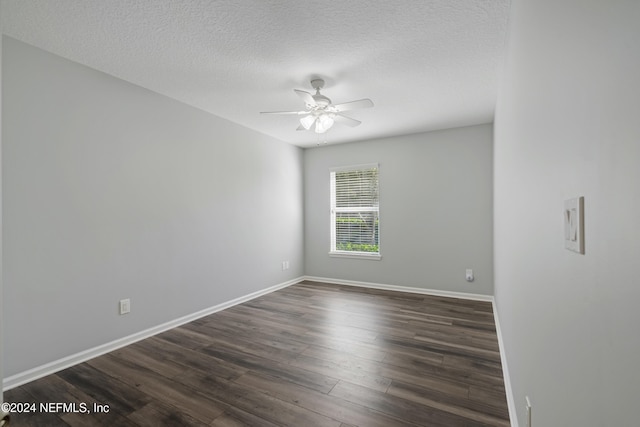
[329,251,382,261]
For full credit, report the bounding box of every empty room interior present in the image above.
[1,1,639,426]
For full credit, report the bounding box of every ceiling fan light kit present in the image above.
[261,78,374,135]
[315,114,335,133]
[299,114,316,130]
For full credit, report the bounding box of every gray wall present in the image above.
[2,37,304,377]
[494,0,640,425]
[0,3,4,405]
[304,125,494,295]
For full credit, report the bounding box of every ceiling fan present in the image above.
[261,79,374,134]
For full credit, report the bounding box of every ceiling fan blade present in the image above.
[334,114,361,127]
[296,124,307,131]
[260,110,309,115]
[294,89,317,107]
[332,98,374,112]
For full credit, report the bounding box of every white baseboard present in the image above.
[492,300,518,427]
[302,275,494,302]
[3,276,304,391]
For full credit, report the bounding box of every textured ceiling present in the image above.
[1,0,510,147]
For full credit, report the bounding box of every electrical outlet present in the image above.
[119,298,131,315]
[282,260,290,270]
[465,269,474,282]
[525,396,532,427]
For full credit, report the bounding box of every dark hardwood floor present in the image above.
[3,281,510,426]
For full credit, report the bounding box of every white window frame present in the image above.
[329,163,381,260]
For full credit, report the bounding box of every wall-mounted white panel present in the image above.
[564,197,584,254]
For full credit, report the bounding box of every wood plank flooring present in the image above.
[3,281,510,426]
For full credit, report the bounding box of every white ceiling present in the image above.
[1,0,510,147]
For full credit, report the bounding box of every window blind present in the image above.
[330,165,380,257]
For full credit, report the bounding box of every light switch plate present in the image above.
[119,299,131,315]
[564,197,584,254]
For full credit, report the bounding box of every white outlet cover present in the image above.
[465,269,474,282]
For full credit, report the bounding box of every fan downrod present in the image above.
[309,79,331,107]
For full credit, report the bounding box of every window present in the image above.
[330,164,380,259]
